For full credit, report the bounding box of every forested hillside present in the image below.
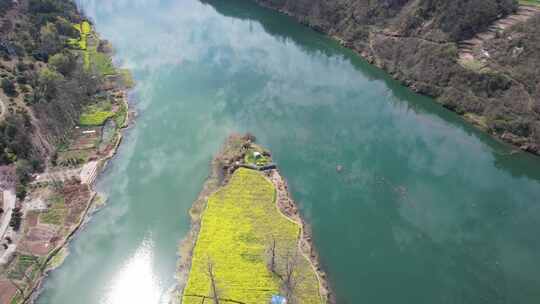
[252,0,540,154]
[0,0,113,197]
[1,2,130,302]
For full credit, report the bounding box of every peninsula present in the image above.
[175,134,332,304]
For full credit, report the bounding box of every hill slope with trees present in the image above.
[252,0,540,154]
[1,1,131,302]
[0,0,123,197]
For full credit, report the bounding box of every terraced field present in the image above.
[182,168,322,304]
[69,20,116,75]
[458,2,540,66]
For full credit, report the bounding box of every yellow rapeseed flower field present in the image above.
[182,168,321,304]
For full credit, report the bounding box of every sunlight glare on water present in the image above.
[103,237,164,304]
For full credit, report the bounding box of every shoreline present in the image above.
[267,169,333,303]
[173,136,239,301]
[253,1,540,157]
[173,134,333,304]
[6,20,137,304]
[26,101,134,303]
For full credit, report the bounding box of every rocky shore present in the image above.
[268,169,333,303]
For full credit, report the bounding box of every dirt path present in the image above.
[29,161,97,185]
[33,168,81,184]
[459,4,540,62]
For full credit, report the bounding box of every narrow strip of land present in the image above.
[176,135,331,304]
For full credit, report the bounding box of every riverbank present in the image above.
[26,99,132,304]
[250,0,540,156]
[174,134,332,304]
[0,14,135,303]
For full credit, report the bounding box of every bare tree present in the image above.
[206,257,220,304]
[282,251,301,304]
[266,237,277,274]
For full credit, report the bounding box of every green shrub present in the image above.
[1,78,17,96]
[114,102,128,127]
[49,52,77,75]
[90,50,115,75]
[39,22,63,57]
[55,16,79,37]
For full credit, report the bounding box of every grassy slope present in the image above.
[79,100,114,126]
[182,168,321,304]
[39,195,66,225]
[69,20,116,75]
[71,21,126,127]
[79,110,114,126]
[519,0,540,6]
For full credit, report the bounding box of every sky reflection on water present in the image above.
[36,1,540,304]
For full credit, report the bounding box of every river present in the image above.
[37,1,540,303]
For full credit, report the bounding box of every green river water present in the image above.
[37,1,540,303]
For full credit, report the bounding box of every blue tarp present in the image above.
[271,295,287,304]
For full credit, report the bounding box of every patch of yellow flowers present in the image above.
[182,168,321,304]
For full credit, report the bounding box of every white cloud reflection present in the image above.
[80,0,381,109]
